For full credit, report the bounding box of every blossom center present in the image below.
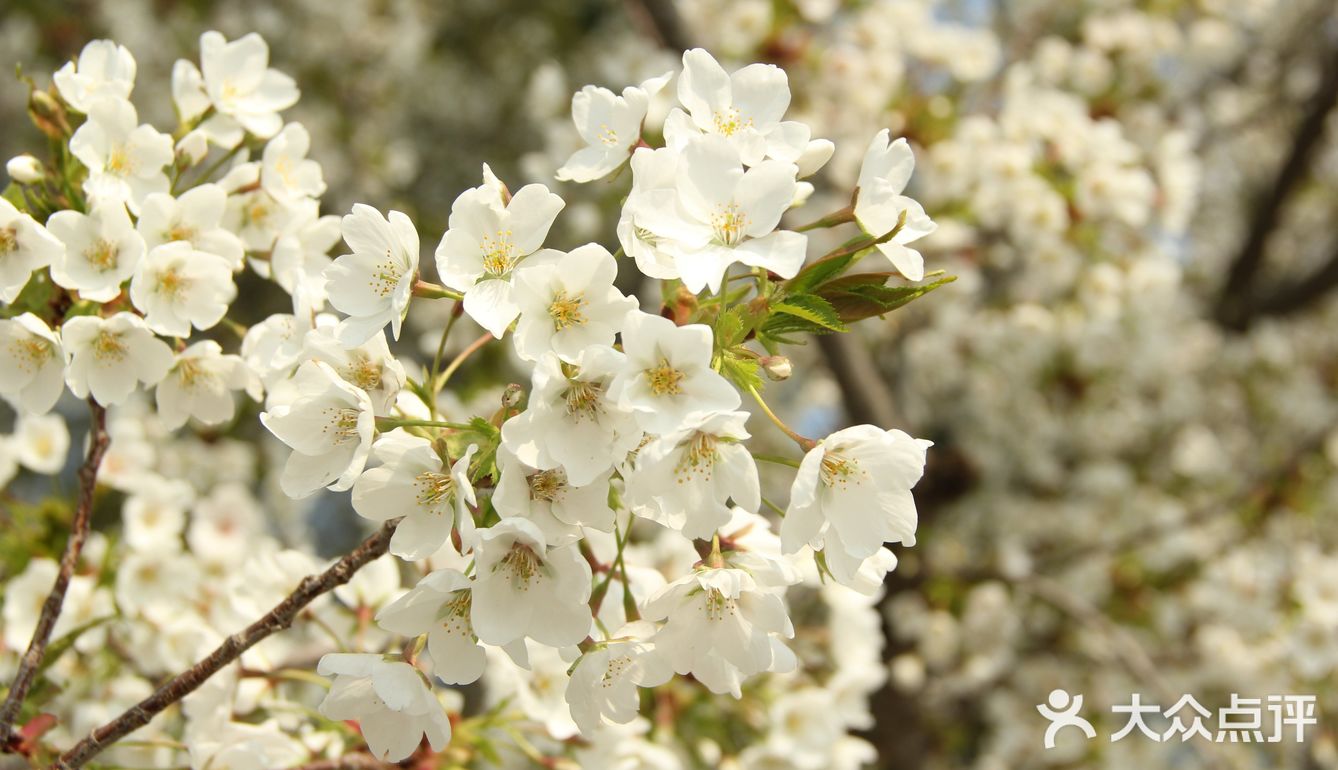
[633,226,659,247]
[167,223,198,243]
[173,357,217,390]
[645,358,685,397]
[321,406,363,446]
[0,226,17,255]
[819,450,866,490]
[548,290,588,331]
[85,238,120,272]
[480,230,518,276]
[495,543,545,590]
[712,107,752,138]
[439,590,475,640]
[675,432,718,482]
[243,198,272,228]
[414,470,456,510]
[703,587,738,621]
[527,468,567,503]
[597,123,619,147]
[107,146,134,175]
[563,379,605,420]
[155,266,191,298]
[601,654,633,686]
[369,252,405,298]
[710,203,750,247]
[11,337,51,373]
[345,355,383,392]
[92,330,127,362]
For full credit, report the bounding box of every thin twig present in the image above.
[51,521,399,770]
[0,400,109,750]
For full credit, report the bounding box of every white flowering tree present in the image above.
[0,30,948,770]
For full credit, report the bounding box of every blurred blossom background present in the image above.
[3,0,1338,768]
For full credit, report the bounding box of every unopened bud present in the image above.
[6,154,43,184]
[761,355,792,381]
[501,383,523,408]
[28,89,70,139]
[176,130,209,166]
[669,285,698,325]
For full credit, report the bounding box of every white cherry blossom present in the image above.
[624,409,759,539]
[62,312,173,406]
[557,72,671,183]
[69,97,173,212]
[350,431,477,561]
[493,446,615,547]
[644,566,794,697]
[155,340,259,430]
[511,243,637,362]
[780,425,931,584]
[373,569,531,686]
[12,412,69,474]
[617,146,681,281]
[609,310,740,435]
[52,39,136,113]
[434,165,564,337]
[566,624,671,735]
[323,203,419,347]
[0,198,63,302]
[854,130,938,281]
[136,185,245,270]
[261,123,326,204]
[470,517,592,648]
[665,48,809,166]
[629,135,806,293]
[174,31,300,146]
[259,360,375,497]
[47,202,145,302]
[269,208,341,304]
[316,653,451,762]
[130,242,236,337]
[300,326,406,416]
[0,313,65,414]
[500,345,642,486]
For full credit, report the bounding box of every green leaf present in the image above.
[37,614,114,677]
[782,252,856,295]
[718,352,764,392]
[818,274,956,323]
[714,306,747,349]
[764,293,848,336]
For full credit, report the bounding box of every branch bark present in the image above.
[1214,48,1338,330]
[51,521,398,770]
[815,333,902,428]
[0,399,109,750]
[1241,240,1338,321]
[621,0,691,52]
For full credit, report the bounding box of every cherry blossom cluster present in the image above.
[0,30,943,769]
[656,1,1338,768]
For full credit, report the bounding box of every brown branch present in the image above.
[622,0,692,52]
[1243,240,1338,321]
[815,333,902,428]
[51,521,399,770]
[0,399,109,750]
[1214,47,1338,330]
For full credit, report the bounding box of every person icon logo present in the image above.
[1037,689,1097,748]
